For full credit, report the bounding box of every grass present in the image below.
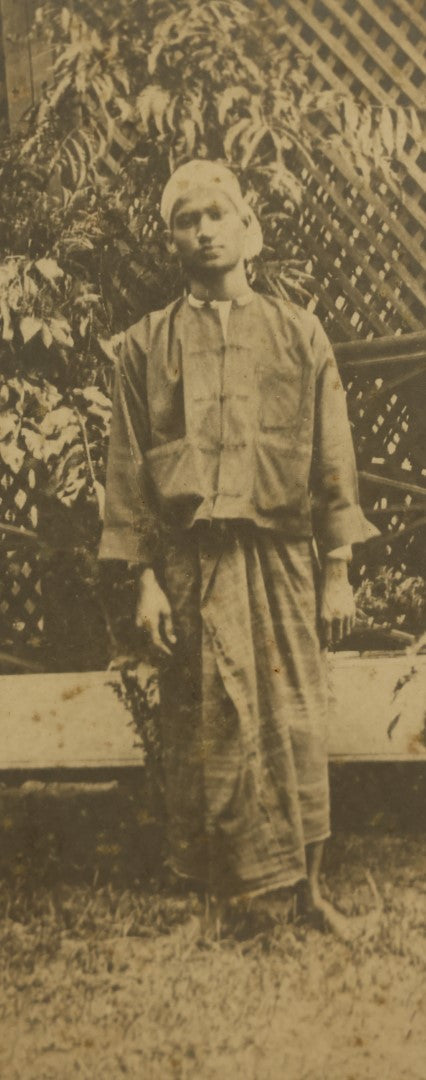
[0,833,425,1080]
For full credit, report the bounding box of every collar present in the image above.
[187,290,254,309]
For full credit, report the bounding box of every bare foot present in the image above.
[304,896,381,942]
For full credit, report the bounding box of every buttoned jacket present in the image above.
[99,293,373,564]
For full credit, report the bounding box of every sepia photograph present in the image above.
[0,1,425,1077]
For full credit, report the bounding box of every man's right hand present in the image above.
[135,568,177,657]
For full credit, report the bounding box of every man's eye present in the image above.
[209,210,221,220]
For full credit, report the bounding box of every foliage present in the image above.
[110,662,164,805]
[355,569,426,641]
[0,0,423,666]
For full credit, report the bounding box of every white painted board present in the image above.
[0,655,424,769]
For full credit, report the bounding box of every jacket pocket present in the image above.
[253,436,310,515]
[145,438,205,508]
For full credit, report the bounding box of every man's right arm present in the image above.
[99,327,175,655]
[99,325,160,564]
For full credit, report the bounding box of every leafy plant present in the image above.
[355,569,426,641]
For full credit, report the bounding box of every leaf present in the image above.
[98,334,124,363]
[240,123,269,168]
[34,258,64,285]
[114,66,131,96]
[76,387,111,411]
[380,108,394,156]
[0,412,19,442]
[0,263,18,288]
[379,158,402,198]
[49,318,74,347]
[21,427,44,459]
[61,6,71,34]
[54,457,87,506]
[115,97,133,123]
[22,270,38,299]
[137,85,171,135]
[223,117,253,159]
[147,34,168,76]
[93,480,105,520]
[409,107,422,142]
[42,429,80,462]
[41,323,54,349]
[0,440,25,474]
[342,99,360,136]
[0,301,14,342]
[73,388,111,434]
[20,317,43,344]
[40,406,78,438]
[356,110,373,159]
[181,118,196,155]
[217,86,249,125]
[395,108,408,158]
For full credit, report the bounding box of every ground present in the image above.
[0,832,424,1080]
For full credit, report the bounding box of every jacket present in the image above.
[99,292,374,564]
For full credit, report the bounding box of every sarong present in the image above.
[159,522,330,900]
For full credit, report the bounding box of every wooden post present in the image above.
[0,0,51,129]
[0,0,34,127]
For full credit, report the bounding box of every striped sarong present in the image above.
[159,522,330,900]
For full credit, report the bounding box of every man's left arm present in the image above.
[309,316,378,645]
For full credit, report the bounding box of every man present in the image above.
[99,160,375,935]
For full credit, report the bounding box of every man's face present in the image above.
[170,188,248,274]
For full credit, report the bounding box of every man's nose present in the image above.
[197,214,215,239]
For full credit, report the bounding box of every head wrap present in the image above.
[160,159,263,260]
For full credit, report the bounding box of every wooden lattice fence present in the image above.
[263,0,426,341]
[0,464,43,659]
[335,330,426,570]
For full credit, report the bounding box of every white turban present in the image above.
[160,159,263,260]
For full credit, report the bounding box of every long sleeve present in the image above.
[98,323,160,564]
[310,317,378,554]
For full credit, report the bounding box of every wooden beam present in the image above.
[0,0,33,128]
[358,471,426,498]
[338,353,426,370]
[0,660,425,766]
[335,328,426,360]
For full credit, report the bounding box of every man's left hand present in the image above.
[320,559,356,646]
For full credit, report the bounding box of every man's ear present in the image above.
[165,229,176,255]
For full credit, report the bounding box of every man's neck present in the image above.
[189,262,250,302]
